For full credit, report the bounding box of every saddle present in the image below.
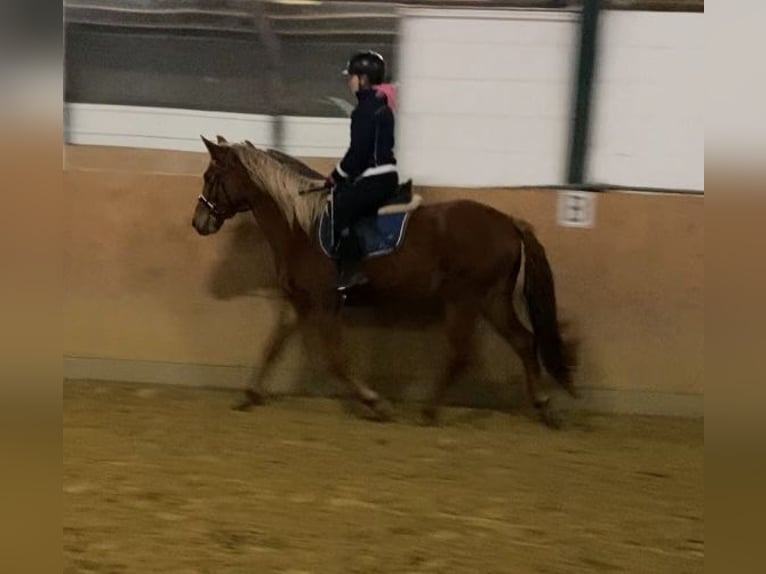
[376,180,422,215]
[318,179,422,260]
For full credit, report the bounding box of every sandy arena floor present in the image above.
[64,381,703,573]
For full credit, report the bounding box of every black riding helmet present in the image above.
[342,50,386,85]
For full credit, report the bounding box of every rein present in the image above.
[299,183,331,196]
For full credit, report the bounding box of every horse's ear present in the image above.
[216,135,228,144]
[201,135,229,163]
[245,140,256,149]
[201,135,216,152]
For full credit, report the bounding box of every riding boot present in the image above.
[337,259,368,292]
[335,229,368,292]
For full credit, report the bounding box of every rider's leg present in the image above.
[331,183,367,291]
[332,173,399,291]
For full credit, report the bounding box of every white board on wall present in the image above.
[395,8,578,188]
[588,11,704,192]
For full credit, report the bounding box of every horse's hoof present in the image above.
[541,410,562,429]
[536,400,562,430]
[421,406,439,426]
[232,400,253,412]
[245,389,266,405]
[232,390,265,412]
[362,397,392,423]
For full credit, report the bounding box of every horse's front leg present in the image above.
[234,303,300,411]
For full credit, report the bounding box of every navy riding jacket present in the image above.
[332,88,397,182]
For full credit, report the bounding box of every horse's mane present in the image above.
[264,147,325,180]
[229,142,327,235]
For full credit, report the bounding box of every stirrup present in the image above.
[337,265,368,292]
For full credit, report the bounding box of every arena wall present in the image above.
[63,145,703,416]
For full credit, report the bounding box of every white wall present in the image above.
[396,8,578,188]
[588,11,704,191]
[64,103,349,159]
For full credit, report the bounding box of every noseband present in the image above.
[197,194,229,218]
[198,175,235,219]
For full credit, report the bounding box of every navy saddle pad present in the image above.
[318,181,415,259]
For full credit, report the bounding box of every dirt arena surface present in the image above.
[64,381,703,573]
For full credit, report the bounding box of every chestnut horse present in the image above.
[192,136,577,427]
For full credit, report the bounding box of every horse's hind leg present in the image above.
[313,311,390,422]
[423,300,479,425]
[234,304,299,411]
[483,296,559,428]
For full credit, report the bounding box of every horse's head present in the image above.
[193,135,252,235]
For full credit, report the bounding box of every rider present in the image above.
[327,50,399,291]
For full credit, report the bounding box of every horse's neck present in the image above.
[248,190,310,273]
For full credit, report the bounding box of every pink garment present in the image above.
[375,83,397,113]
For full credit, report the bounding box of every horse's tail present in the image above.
[514,219,578,396]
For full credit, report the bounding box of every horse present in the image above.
[192,135,578,427]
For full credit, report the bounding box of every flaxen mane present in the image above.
[230,143,327,234]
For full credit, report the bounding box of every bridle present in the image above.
[197,194,230,218]
[197,173,236,219]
